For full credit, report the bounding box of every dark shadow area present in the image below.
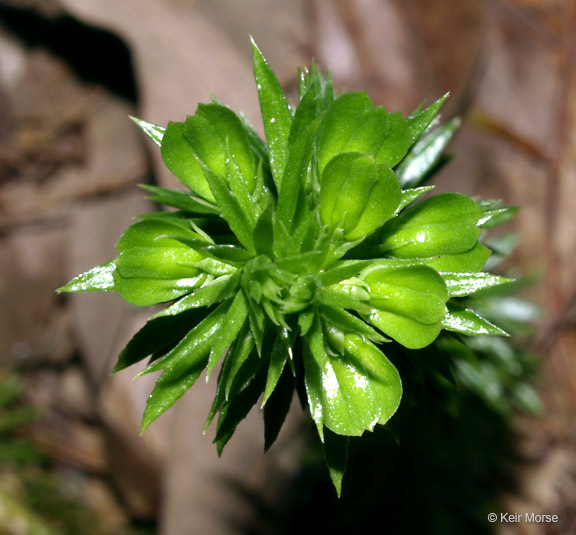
[237,340,520,535]
[0,4,138,103]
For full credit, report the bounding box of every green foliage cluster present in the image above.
[59,40,527,494]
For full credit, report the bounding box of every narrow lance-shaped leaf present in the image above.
[251,37,293,188]
[140,304,229,431]
[206,291,249,378]
[323,428,349,498]
[57,260,115,293]
[443,304,509,337]
[406,92,449,142]
[396,118,460,188]
[440,272,514,297]
[130,117,165,146]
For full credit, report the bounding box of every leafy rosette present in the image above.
[58,40,516,495]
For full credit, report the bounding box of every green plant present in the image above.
[58,40,520,495]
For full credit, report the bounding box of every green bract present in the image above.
[58,40,515,496]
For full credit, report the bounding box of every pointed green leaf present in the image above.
[396,118,459,188]
[319,305,386,343]
[323,428,349,497]
[202,167,255,251]
[140,306,227,430]
[396,186,435,213]
[152,274,238,319]
[113,308,205,372]
[207,291,249,378]
[478,205,519,229]
[440,272,514,297]
[130,117,165,146]
[253,202,275,257]
[406,93,449,142]
[275,87,318,233]
[251,38,293,187]
[213,365,267,447]
[443,304,509,336]
[318,260,374,286]
[139,184,219,215]
[204,329,256,431]
[262,335,290,406]
[57,260,115,293]
[263,363,295,451]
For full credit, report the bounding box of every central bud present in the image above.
[241,255,321,323]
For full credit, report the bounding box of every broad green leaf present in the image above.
[317,92,373,174]
[406,93,449,142]
[130,117,165,146]
[443,304,509,336]
[161,121,213,200]
[115,218,199,252]
[319,153,401,240]
[304,321,402,436]
[139,184,219,215]
[424,242,491,272]
[195,103,256,191]
[317,94,412,174]
[363,265,448,349]
[323,428,349,497]
[380,193,482,258]
[440,272,514,297]
[397,118,459,188]
[114,247,205,306]
[207,291,249,378]
[251,38,293,187]
[57,260,115,293]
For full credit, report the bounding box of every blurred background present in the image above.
[0,0,575,533]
